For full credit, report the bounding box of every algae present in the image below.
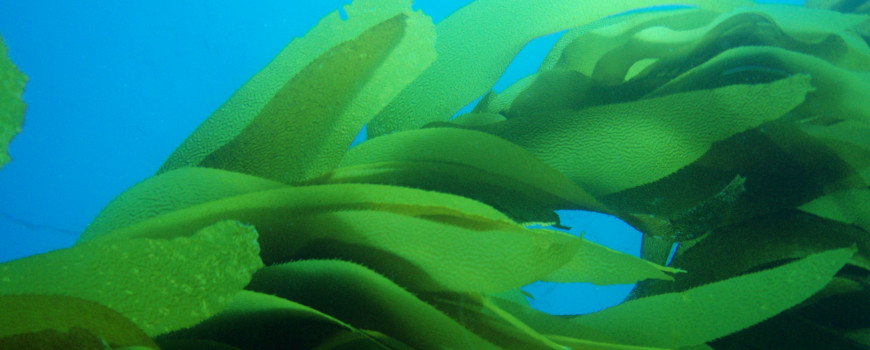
[2,0,870,349]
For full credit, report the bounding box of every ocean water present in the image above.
[0,0,816,323]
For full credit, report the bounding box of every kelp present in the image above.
[0,220,263,336]
[159,0,437,183]
[0,34,25,170]
[476,75,813,196]
[2,1,870,349]
[0,294,159,349]
[367,0,753,138]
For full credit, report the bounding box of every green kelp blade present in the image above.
[274,210,580,293]
[160,0,436,184]
[0,34,26,170]
[0,220,264,336]
[538,7,715,72]
[542,236,683,285]
[160,290,396,350]
[83,184,517,255]
[648,46,870,125]
[630,211,870,299]
[0,294,159,349]
[246,259,501,350]
[367,0,753,137]
[569,247,856,348]
[82,167,287,241]
[478,74,813,196]
[418,292,573,350]
[321,127,609,221]
[801,188,870,233]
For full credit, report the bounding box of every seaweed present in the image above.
[1,0,869,348]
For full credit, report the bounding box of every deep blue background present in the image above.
[0,0,803,314]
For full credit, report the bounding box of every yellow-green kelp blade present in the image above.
[478,74,813,196]
[0,220,264,336]
[542,236,683,285]
[0,294,159,349]
[82,167,286,241]
[83,183,514,244]
[246,259,501,350]
[159,0,436,183]
[367,0,753,137]
[649,46,870,125]
[160,290,395,350]
[278,210,580,293]
[569,247,856,348]
[801,188,870,233]
[0,34,26,170]
[418,292,574,350]
[321,127,609,221]
[630,211,870,299]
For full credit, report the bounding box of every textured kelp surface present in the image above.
[0,34,25,170]
[2,0,870,348]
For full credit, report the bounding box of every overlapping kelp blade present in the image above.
[367,0,753,138]
[159,0,436,183]
[0,220,263,336]
[542,236,682,285]
[708,276,870,349]
[631,211,870,298]
[477,75,812,196]
[81,182,513,243]
[0,35,26,170]
[81,167,286,241]
[159,290,396,350]
[603,119,870,244]
[418,292,575,350]
[537,7,717,72]
[649,46,870,124]
[801,188,870,232]
[0,294,159,349]
[320,127,608,223]
[569,247,855,348]
[281,210,580,292]
[246,259,501,350]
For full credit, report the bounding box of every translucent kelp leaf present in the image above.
[0,220,263,336]
[160,0,436,183]
[160,290,396,350]
[570,247,855,348]
[320,127,608,223]
[419,292,574,350]
[801,188,870,233]
[631,211,870,298]
[277,210,580,293]
[367,0,752,137]
[542,236,682,285]
[479,75,812,196]
[538,7,718,72]
[82,167,286,241]
[648,46,870,125]
[0,294,159,349]
[0,34,26,170]
[246,259,501,349]
[82,183,518,262]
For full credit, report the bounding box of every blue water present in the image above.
[0,0,804,315]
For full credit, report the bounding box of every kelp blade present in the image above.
[569,247,855,348]
[0,220,263,336]
[0,34,26,170]
[368,0,753,137]
[160,0,436,184]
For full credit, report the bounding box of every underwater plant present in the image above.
[1,0,869,349]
